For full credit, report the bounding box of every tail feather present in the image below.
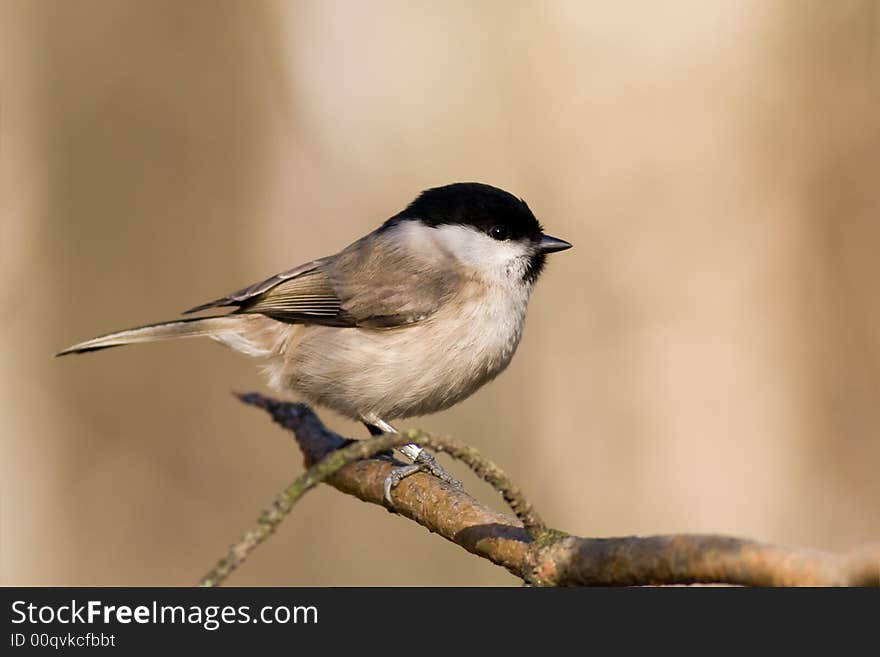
[56,316,258,356]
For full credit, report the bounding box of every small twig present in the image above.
[399,428,545,535]
[201,393,880,587]
[200,393,543,586]
[198,431,398,587]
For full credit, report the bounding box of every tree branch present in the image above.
[200,393,880,587]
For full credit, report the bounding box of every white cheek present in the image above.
[421,224,531,284]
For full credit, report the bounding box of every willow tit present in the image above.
[58,182,572,502]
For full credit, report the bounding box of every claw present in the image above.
[383,464,422,505]
[382,450,462,506]
[413,450,462,489]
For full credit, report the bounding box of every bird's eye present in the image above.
[488,225,510,241]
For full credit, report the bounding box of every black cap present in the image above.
[385,182,545,243]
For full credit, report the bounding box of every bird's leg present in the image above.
[362,417,462,505]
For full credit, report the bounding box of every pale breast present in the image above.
[274,284,529,421]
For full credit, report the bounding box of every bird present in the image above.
[58,182,572,503]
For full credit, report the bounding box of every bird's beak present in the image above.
[538,235,572,253]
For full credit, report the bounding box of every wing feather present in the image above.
[182,260,329,314]
[182,225,459,329]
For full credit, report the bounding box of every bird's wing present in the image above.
[323,231,461,328]
[183,234,459,329]
[182,258,344,319]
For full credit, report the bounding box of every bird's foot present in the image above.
[414,449,462,489]
[383,450,462,506]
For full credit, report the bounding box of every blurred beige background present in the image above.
[2,0,879,586]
